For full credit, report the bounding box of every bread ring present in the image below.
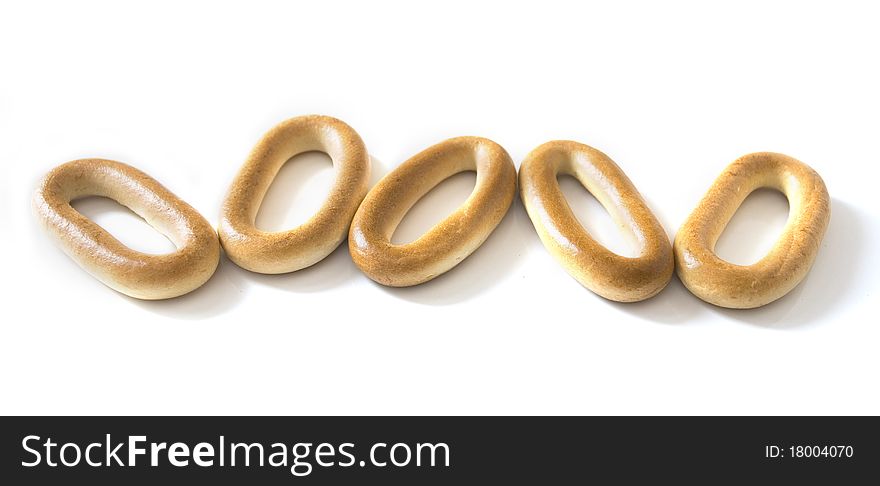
[519,141,673,302]
[349,136,516,287]
[33,159,220,300]
[674,152,830,309]
[219,115,371,274]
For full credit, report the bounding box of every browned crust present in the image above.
[33,159,220,300]
[219,115,371,274]
[349,136,516,287]
[519,141,673,302]
[673,152,831,309]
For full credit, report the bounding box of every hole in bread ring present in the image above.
[674,152,831,309]
[519,141,674,302]
[33,159,220,300]
[349,136,517,287]
[72,196,178,255]
[219,115,371,274]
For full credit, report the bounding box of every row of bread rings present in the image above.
[33,115,830,309]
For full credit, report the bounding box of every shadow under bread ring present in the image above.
[349,136,517,287]
[674,152,830,309]
[219,115,371,274]
[518,141,673,302]
[33,159,220,300]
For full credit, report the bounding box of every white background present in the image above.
[1,0,878,415]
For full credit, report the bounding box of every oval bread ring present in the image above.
[519,141,673,302]
[219,115,371,274]
[33,159,221,300]
[349,136,516,287]
[674,152,830,309]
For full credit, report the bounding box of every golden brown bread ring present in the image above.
[519,141,673,302]
[33,159,220,300]
[219,115,371,274]
[674,152,830,309]
[349,136,516,287]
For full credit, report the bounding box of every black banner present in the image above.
[2,417,876,483]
